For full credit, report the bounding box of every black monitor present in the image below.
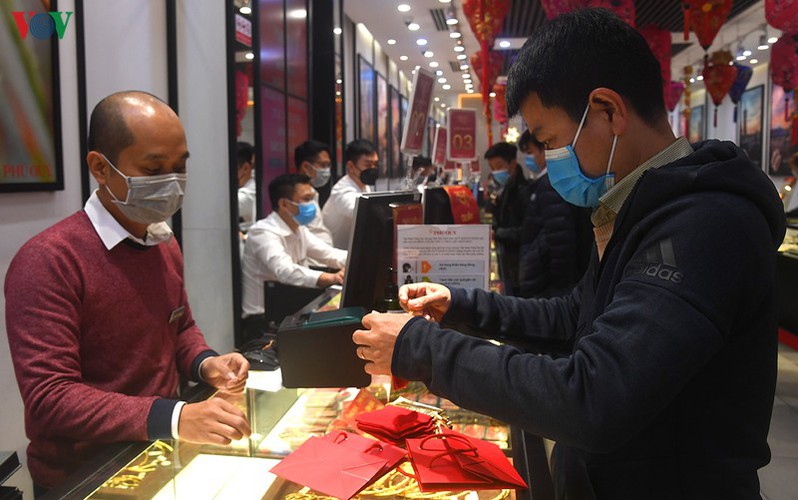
[422,186,455,224]
[341,191,419,309]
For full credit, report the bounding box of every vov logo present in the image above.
[12,11,73,40]
[626,238,684,284]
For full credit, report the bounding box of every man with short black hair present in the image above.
[293,140,334,251]
[241,174,346,339]
[322,139,379,249]
[236,141,257,230]
[354,9,785,498]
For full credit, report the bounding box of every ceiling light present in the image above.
[436,70,443,75]
[757,35,769,50]
[288,9,307,19]
[336,79,342,84]
[462,73,471,79]
[245,52,254,60]
[460,64,469,71]
[689,77,695,83]
[435,97,440,102]
[454,45,465,52]
[441,103,446,108]
[489,92,496,97]
[464,79,472,84]
[456,54,467,60]
[400,55,408,61]
[429,61,439,68]
[388,39,396,45]
[442,84,451,90]
[696,75,704,81]
[412,69,416,74]
[408,22,420,31]
[446,18,458,25]
[439,0,452,3]
[499,40,511,48]
[333,27,342,35]
[424,50,434,57]
[736,54,747,61]
[742,49,752,57]
[438,77,447,83]
[467,89,474,94]
[416,38,428,46]
[397,4,411,12]
[750,58,759,64]
[449,32,462,39]
[239,6,252,14]
[768,36,778,44]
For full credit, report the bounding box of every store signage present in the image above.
[12,11,73,39]
[235,14,252,47]
[447,108,477,161]
[432,125,447,166]
[400,68,435,155]
[397,224,491,290]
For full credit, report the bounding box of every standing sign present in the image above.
[400,68,436,155]
[397,224,491,290]
[235,14,252,47]
[447,108,477,161]
[432,125,448,166]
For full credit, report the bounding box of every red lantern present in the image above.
[664,81,685,112]
[462,0,510,47]
[702,50,737,127]
[493,82,507,125]
[766,0,798,33]
[587,0,635,28]
[683,0,733,51]
[471,51,504,94]
[640,25,672,84]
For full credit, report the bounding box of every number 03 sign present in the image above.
[446,108,477,161]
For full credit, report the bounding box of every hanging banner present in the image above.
[397,224,490,290]
[432,125,448,166]
[235,14,252,47]
[401,68,436,155]
[447,108,477,161]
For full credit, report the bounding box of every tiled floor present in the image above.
[759,343,798,500]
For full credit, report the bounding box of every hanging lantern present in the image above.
[493,82,508,126]
[765,0,798,33]
[665,81,685,112]
[771,34,798,144]
[702,50,738,127]
[728,63,753,122]
[587,0,636,28]
[462,0,510,48]
[683,65,693,136]
[471,51,504,94]
[683,0,733,66]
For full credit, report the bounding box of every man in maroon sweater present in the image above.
[5,91,252,493]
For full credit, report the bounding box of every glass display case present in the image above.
[53,373,517,499]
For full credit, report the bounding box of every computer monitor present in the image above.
[422,186,455,224]
[341,191,419,309]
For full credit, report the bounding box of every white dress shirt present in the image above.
[241,211,348,317]
[238,176,257,231]
[322,174,372,250]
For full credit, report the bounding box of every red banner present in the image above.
[401,69,435,155]
[235,13,252,47]
[432,126,448,166]
[447,109,477,161]
[443,185,480,224]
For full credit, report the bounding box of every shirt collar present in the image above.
[84,190,173,250]
[592,136,693,227]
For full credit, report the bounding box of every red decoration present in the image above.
[493,82,507,125]
[771,34,798,144]
[470,51,504,95]
[766,0,798,33]
[683,0,733,51]
[665,81,685,112]
[587,0,635,28]
[702,50,737,127]
[540,0,578,19]
[235,69,249,137]
[640,26,672,83]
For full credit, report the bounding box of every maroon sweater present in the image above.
[4,211,215,488]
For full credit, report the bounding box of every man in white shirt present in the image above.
[241,174,347,338]
[294,140,334,249]
[322,139,380,249]
[237,141,257,232]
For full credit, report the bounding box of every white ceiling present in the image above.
[344,0,483,105]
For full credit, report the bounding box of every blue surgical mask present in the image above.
[524,155,541,174]
[546,104,618,208]
[288,200,317,225]
[492,169,510,186]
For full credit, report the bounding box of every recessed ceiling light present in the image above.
[424,50,434,57]
[460,64,469,70]
[446,18,458,25]
[416,38,428,46]
[440,103,446,108]
[449,32,462,39]
[442,84,451,90]
[742,49,752,57]
[689,77,695,83]
[245,52,254,60]
[750,58,759,64]
[239,6,252,14]
[400,55,408,61]
[429,61,439,68]
[434,97,440,102]
[333,27,342,35]
[387,39,396,45]
[467,89,474,94]
[735,54,746,61]
[696,75,704,81]
[456,54,467,60]
[462,73,471,79]
[397,4,411,12]
[499,40,511,48]
[768,36,778,44]
[288,9,306,19]
[408,22,420,31]
[436,70,443,75]
[464,79,472,84]
[438,77,447,83]
[439,0,452,3]
[489,92,496,97]
[454,46,465,52]
[336,79,342,84]
[412,69,417,74]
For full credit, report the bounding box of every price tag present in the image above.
[432,125,447,166]
[400,68,436,155]
[447,108,477,161]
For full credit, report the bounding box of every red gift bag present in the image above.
[321,431,407,479]
[405,430,528,492]
[355,405,436,444]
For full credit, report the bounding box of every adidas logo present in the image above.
[627,238,683,284]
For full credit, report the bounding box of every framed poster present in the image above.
[769,83,798,176]
[376,73,388,178]
[358,56,375,144]
[738,85,763,171]
[390,86,401,177]
[1,1,65,192]
[689,104,705,144]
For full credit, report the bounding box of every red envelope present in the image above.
[405,430,528,492]
[321,431,407,478]
[355,405,436,444]
[270,436,387,499]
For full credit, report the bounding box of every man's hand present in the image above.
[352,312,415,375]
[399,283,452,322]
[200,353,249,393]
[178,398,252,445]
[317,269,345,287]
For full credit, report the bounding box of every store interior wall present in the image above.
[0,1,234,495]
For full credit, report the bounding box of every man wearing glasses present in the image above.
[322,139,380,250]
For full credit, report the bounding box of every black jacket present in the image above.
[393,141,786,499]
[518,173,593,299]
[493,166,533,295]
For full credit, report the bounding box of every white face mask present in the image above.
[311,166,331,188]
[101,153,188,224]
